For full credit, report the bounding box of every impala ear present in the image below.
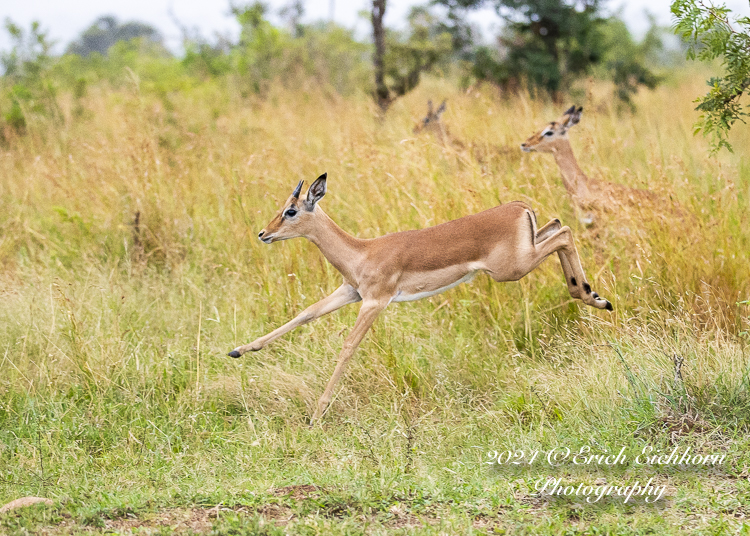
[562,105,583,131]
[305,173,327,210]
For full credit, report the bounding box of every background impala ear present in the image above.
[562,105,583,131]
[435,99,447,118]
[304,173,327,210]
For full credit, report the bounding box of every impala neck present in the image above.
[305,207,365,283]
[552,139,591,201]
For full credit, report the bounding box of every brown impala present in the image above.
[229,174,612,423]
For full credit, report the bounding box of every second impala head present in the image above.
[520,105,583,153]
[257,173,328,243]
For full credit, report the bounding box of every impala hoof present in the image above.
[605,301,613,311]
[228,350,241,358]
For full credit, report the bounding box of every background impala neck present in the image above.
[553,140,591,200]
[305,208,365,283]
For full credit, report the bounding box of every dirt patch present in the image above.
[271,484,322,501]
[30,504,296,535]
[378,504,444,530]
[104,505,292,534]
[383,509,424,529]
[104,507,223,534]
[257,503,294,525]
[103,500,300,533]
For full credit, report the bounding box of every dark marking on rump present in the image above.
[527,212,535,246]
[583,282,592,294]
[570,277,577,286]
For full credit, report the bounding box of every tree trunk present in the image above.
[371,0,390,112]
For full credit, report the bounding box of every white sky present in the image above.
[1,0,750,54]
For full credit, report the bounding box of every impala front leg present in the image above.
[311,299,389,424]
[228,284,361,357]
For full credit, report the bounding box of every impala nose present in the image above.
[258,230,265,239]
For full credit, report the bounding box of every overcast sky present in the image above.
[2,0,750,54]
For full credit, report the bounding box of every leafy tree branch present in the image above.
[672,0,750,153]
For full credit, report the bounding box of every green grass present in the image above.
[0,73,749,534]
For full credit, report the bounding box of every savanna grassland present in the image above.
[1,71,750,535]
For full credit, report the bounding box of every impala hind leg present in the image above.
[535,218,561,243]
[311,299,388,424]
[531,226,611,310]
[229,284,361,357]
[533,218,582,299]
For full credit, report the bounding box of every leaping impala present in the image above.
[229,173,612,423]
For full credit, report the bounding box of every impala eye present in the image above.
[544,131,554,136]
[284,208,298,218]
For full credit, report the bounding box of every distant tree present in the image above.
[67,16,164,57]
[436,0,660,102]
[1,19,55,78]
[279,0,305,38]
[371,2,452,112]
[429,2,479,59]
[1,19,60,133]
[597,16,661,107]
[672,0,750,153]
[231,2,288,93]
[372,0,389,110]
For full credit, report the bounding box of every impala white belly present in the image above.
[391,271,478,302]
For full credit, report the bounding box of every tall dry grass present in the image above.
[0,71,748,446]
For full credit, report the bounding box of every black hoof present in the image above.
[228,350,241,358]
[605,301,613,311]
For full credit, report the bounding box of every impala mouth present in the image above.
[258,230,275,243]
[520,144,533,152]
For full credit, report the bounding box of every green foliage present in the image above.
[0,19,60,134]
[182,40,233,79]
[672,0,750,153]
[0,6,371,124]
[52,38,194,97]
[296,23,371,95]
[232,2,289,94]
[597,17,662,107]
[227,2,370,96]
[501,0,606,94]
[382,7,453,98]
[437,0,660,102]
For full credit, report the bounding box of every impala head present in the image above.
[413,99,447,134]
[520,105,583,153]
[257,173,328,243]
